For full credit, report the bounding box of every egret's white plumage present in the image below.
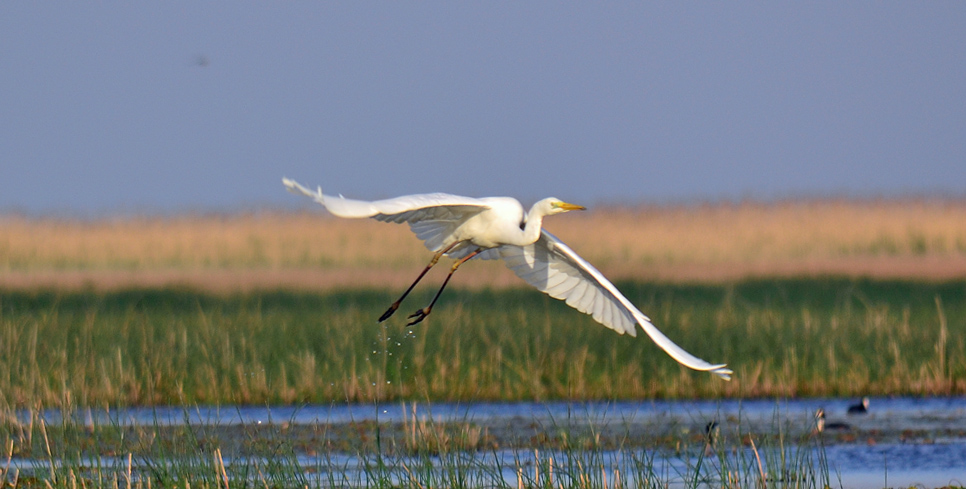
[283,177,732,380]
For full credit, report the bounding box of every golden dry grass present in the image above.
[2,198,966,291]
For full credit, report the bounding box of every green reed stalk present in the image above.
[0,278,963,407]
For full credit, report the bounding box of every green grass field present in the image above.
[2,277,963,408]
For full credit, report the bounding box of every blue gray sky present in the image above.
[2,3,964,216]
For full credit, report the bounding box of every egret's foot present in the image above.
[407,307,432,325]
[379,302,400,322]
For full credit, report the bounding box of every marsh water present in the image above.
[9,397,966,488]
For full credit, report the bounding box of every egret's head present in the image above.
[539,198,586,216]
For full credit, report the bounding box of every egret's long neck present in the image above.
[518,206,546,245]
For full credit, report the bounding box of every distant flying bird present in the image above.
[847,397,870,415]
[283,178,732,380]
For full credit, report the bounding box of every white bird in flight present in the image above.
[283,177,732,380]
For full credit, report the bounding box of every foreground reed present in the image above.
[0,403,832,489]
[0,278,963,408]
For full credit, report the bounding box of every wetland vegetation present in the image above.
[2,202,966,487]
[4,199,966,291]
[1,278,963,407]
[1,399,840,489]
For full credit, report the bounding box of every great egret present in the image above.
[283,177,732,380]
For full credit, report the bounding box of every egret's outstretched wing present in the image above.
[284,177,489,218]
[499,230,732,380]
[284,177,495,257]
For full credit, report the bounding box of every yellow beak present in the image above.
[556,202,586,211]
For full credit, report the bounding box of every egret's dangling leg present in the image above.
[407,248,484,325]
[379,242,460,322]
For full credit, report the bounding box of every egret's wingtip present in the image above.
[282,177,300,194]
[282,177,324,200]
[712,366,734,381]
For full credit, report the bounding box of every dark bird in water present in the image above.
[704,420,720,455]
[815,408,851,433]
[705,421,719,445]
[847,396,870,415]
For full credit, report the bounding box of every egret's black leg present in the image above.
[407,248,484,325]
[379,243,459,322]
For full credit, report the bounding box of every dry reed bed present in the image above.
[2,199,966,290]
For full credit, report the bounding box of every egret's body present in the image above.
[436,197,533,248]
[283,177,732,380]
